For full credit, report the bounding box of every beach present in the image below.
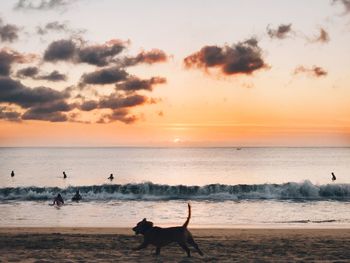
[0,228,349,262]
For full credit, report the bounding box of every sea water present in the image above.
[0,147,349,228]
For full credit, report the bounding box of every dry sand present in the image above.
[0,228,349,262]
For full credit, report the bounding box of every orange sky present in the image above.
[0,0,350,146]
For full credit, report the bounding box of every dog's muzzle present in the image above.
[132,227,139,235]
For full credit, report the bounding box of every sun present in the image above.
[173,138,181,144]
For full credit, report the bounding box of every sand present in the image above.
[0,228,349,262]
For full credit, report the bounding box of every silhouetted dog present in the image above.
[132,203,203,257]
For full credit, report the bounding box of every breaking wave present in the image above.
[0,180,350,201]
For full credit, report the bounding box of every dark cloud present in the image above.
[0,49,34,76]
[43,39,127,66]
[293,65,328,77]
[122,49,168,66]
[80,66,128,85]
[267,24,293,39]
[116,76,166,91]
[77,40,127,66]
[184,38,267,76]
[14,0,72,11]
[43,39,76,62]
[22,110,67,122]
[79,93,148,111]
[79,100,98,111]
[2,35,166,124]
[78,93,150,124]
[99,94,148,109]
[0,77,73,122]
[104,109,138,124]
[0,106,21,121]
[16,67,66,82]
[332,0,350,14]
[0,18,20,42]
[39,70,67,81]
[0,77,68,108]
[22,100,72,122]
[16,66,39,78]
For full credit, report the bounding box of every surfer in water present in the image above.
[331,172,336,182]
[108,173,114,181]
[63,171,67,179]
[72,190,82,202]
[53,193,64,206]
[11,170,14,177]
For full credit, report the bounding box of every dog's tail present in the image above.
[183,203,191,228]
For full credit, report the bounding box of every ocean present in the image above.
[0,147,349,228]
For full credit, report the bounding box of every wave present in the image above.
[0,180,350,201]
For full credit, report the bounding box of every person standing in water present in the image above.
[53,193,64,206]
[72,190,82,202]
[11,170,14,177]
[331,172,336,182]
[63,171,67,179]
[108,173,114,181]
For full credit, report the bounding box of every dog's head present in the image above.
[132,218,154,235]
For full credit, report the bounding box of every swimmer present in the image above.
[108,173,114,180]
[53,193,64,206]
[72,190,82,202]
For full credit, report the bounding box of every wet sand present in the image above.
[0,228,349,262]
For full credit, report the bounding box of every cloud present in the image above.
[332,0,350,14]
[77,40,127,66]
[0,48,35,76]
[122,49,168,66]
[0,76,74,122]
[267,24,293,39]
[314,28,330,43]
[16,66,40,78]
[22,100,72,122]
[0,18,20,43]
[184,38,267,76]
[99,93,148,109]
[43,39,76,62]
[78,93,151,124]
[80,66,128,85]
[16,67,66,82]
[43,39,128,66]
[308,28,330,44]
[78,93,149,111]
[22,110,67,121]
[79,100,98,111]
[37,21,85,36]
[0,106,21,121]
[2,36,166,124]
[39,70,67,81]
[0,77,69,108]
[293,65,328,77]
[14,0,73,11]
[116,76,166,91]
[102,109,138,124]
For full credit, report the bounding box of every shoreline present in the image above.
[1,227,350,235]
[1,227,349,262]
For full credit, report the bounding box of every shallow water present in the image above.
[0,147,349,228]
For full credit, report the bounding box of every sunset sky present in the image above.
[0,0,350,146]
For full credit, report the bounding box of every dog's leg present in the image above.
[133,242,148,251]
[155,246,161,256]
[178,242,191,257]
[187,236,204,256]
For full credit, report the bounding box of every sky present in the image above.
[0,0,350,147]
